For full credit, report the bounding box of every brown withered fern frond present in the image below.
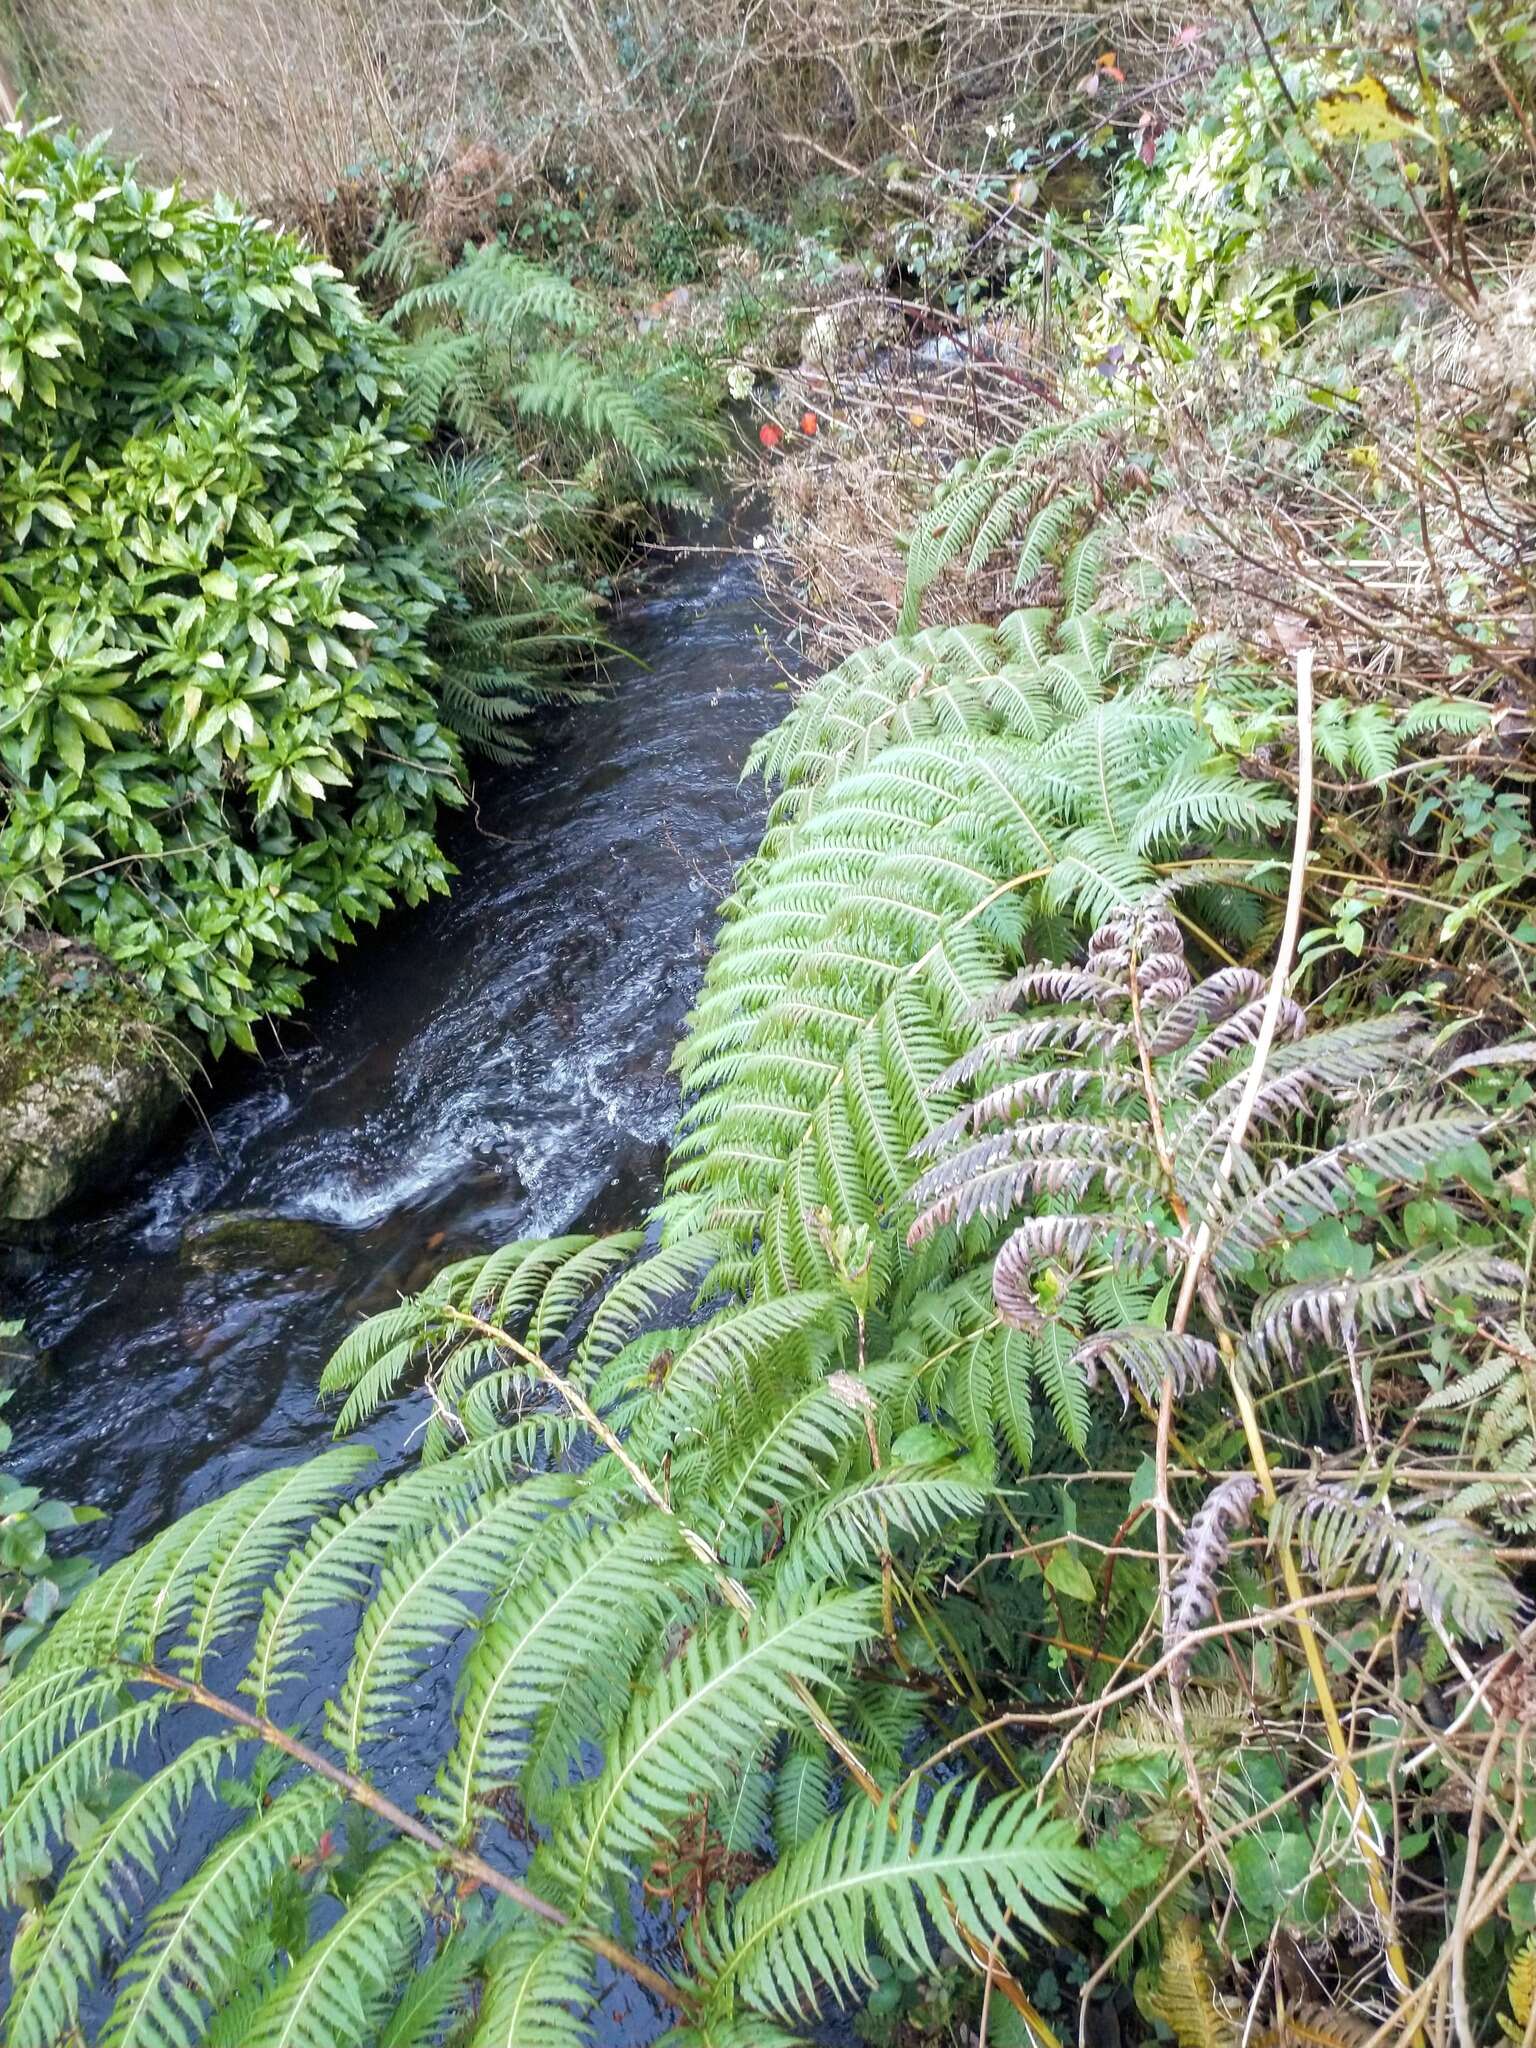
[1165,1473,1261,1681]
[906,897,1525,1667]
[909,900,1517,1389]
[1270,1479,1520,1644]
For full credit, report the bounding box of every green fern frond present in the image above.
[774,1740,835,1852]
[698,1776,1089,2020]
[377,1939,481,2048]
[658,2023,812,2048]
[429,1512,683,1840]
[899,406,1128,631]
[328,1477,566,1764]
[707,1372,893,1565]
[548,1588,881,1903]
[389,241,594,338]
[100,1778,336,2048]
[240,1842,435,2048]
[776,1469,985,1593]
[247,1434,519,1713]
[652,1291,855,1435]
[1,1697,168,1905]
[175,1448,375,1678]
[358,216,443,293]
[7,1737,235,2048]
[469,1927,595,2048]
[516,350,675,476]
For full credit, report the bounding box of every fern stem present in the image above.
[1126,935,1191,1649]
[130,1662,695,2013]
[1226,1371,1415,2003]
[1169,654,1313,1332]
[1173,650,1417,2011]
[437,1303,883,1800]
[1124,909,1214,1834]
[1448,1710,1508,2045]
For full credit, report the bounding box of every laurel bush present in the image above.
[0,121,464,1052]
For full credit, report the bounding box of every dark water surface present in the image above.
[6,512,787,1559]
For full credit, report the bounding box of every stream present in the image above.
[5,507,788,1565]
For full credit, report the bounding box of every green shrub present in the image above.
[1072,71,1316,370]
[0,121,464,1053]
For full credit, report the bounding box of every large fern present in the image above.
[909,896,1524,1656]
[9,375,1531,2047]
[898,404,1139,631]
[662,609,1286,1297]
[353,226,723,761]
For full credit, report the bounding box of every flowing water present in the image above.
[4,508,787,1562]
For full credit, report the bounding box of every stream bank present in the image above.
[0,936,191,1222]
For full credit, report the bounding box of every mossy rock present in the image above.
[179,1212,348,1275]
[0,938,189,1221]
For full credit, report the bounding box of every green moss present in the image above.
[0,939,191,1219]
[0,940,173,1095]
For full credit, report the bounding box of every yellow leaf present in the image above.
[1314,75,1427,143]
[1145,1919,1236,2048]
[1503,1934,1536,2037]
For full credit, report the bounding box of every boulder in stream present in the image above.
[0,940,190,1221]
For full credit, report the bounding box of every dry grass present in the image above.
[12,0,1169,228]
[754,294,1064,663]
[11,0,475,230]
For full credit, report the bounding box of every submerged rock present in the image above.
[180,1211,349,1275]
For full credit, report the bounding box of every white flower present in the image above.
[725,362,755,400]
[985,123,998,141]
[752,532,768,551]
[1001,111,1017,138]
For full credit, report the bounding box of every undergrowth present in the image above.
[5,3,1536,2046]
[0,122,727,1056]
